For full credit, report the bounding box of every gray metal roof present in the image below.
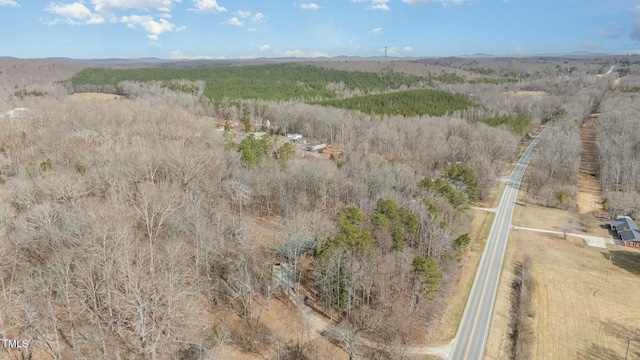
[621,229,640,242]
[610,218,639,232]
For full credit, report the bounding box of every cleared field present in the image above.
[68,92,124,100]
[489,230,640,360]
[512,201,612,238]
[576,115,605,215]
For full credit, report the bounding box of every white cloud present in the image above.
[230,11,265,23]
[352,0,390,10]
[252,12,265,21]
[583,42,598,50]
[170,49,222,59]
[93,0,181,13]
[190,0,226,13]
[598,27,625,39]
[45,2,105,25]
[299,3,320,10]
[44,0,194,40]
[121,14,185,40]
[170,50,188,59]
[273,49,329,58]
[368,0,390,10]
[259,44,270,51]
[371,27,383,35]
[403,46,414,52]
[235,10,251,18]
[0,0,18,7]
[514,46,529,55]
[228,17,243,26]
[402,0,469,5]
[380,47,398,55]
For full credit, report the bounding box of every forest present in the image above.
[0,56,637,359]
[597,74,640,218]
[67,64,427,102]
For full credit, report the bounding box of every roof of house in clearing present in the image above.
[621,229,640,242]
[610,218,639,231]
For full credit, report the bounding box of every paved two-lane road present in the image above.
[450,132,543,360]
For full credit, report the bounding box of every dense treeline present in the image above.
[597,89,640,217]
[0,81,519,358]
[68,64,426,101]
[314,89,475,117]
[526,74,614,209]
[0,58,87,100]
[2,57,614,359]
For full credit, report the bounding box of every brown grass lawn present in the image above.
[68,92,124,100]
[487,230,640,360]
[512,201,612,238]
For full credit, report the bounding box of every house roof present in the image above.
[611,218,639,232]
[621,229,640,242]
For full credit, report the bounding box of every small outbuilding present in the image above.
[306,143,327,152]
[251,132,267,140]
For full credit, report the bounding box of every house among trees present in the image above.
[306,143,328,152]
[251,132,267,140]
[610,216,640,248]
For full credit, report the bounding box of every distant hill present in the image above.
[0,52,623,69]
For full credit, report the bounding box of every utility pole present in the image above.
[606,252,612,281]
[624,336,631,360]
[384,46,387,61]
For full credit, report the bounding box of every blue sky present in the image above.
[1,0,640,59]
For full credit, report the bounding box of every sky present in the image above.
[1,0,640,59]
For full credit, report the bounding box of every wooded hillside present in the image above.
[1,56,630,359]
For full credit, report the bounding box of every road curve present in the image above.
[450,131,544,360]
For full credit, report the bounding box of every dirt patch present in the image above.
[219,295,347,360]
[68,92,124,100]
[577,115,605,216]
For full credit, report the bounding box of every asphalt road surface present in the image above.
[450,132,543,360]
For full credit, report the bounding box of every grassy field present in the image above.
[486,202,640,360]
